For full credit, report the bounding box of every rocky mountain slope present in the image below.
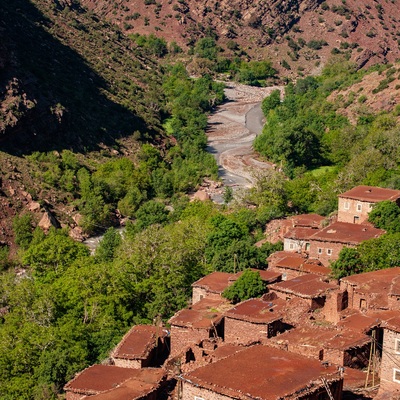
[0,0,165,253]
[80,0,400,76]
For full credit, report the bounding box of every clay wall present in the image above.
[337,198,372,224]
[308,240,346,265]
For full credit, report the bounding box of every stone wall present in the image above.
[65,392,84,400]
[113,358,142,369]
[192,287,222,304]
[181,381,232,400]
[170,326,213,357]
[380,328,400,395]
[224,317,284,344]
[323,290,347,323]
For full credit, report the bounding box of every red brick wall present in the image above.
[170,326,212,357]
[380,329,400,395]
[309,240,347,265]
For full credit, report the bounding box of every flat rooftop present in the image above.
[168,298,229,329]
[269,274,336,299]
[274,256,330,276]
[191,271,236,293]
[341,267,400,290]
[339,185,400,202]
[64,365,164,397]
[309,222,384,245]
[224,297,286,324]
[112,325,167,360]
[183,345,341,399]
[284,227,319,240]
[271,325,369,351]
[291,213,325,228]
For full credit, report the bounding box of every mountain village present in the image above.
[63,185,400,400]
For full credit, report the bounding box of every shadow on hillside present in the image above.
[0,0,155,155]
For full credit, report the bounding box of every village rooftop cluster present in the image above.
[64,185,400,400]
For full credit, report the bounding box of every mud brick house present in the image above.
[283,227,318,253]
[64,365,165,400]
[111,325,169,369]
[338,185,400,224]
[269,274,337,310]
[192,272,237,304]
[270,325,371,369]
[339,267,400,312]
[223,297,288,344]
[378,316,400,397]
[192,270,281,304]
[168,298,230,357]
[307,221,385,265]
[180,344,344,400]
[268,251,330,281]
[264,213,326,244]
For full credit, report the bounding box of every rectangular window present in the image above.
[289,242,294,250]
[305,242,310,251]
[369,203,373,210]
[357,203,362,212]
[327,249,332,256]
[393,368,400,383]
[395,339,400,354]
[318,248,322,254]
[344,201,350,210]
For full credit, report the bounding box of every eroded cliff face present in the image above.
[80,0,400,77]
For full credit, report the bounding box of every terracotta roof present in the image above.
[339,185,400,202]
[224,297,286,324]
[274,256,330,276]
[337,312,381,333]
[284,227,317,240]
[271,326,370,351]
[268,251,304,262]
[182,345,342,399]
[338,309,400,333]
[269,274,336,298]
[291,213,325,228]
[191,271,236,293]
[64,366,164,397]
[80,369,165,400]
[168,298,229,329]
[341,267,400,290]
[211,344,246,360]
[250,268,282,283]
[112,325,166,360]
[309,222,385,245]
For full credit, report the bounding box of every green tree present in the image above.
[222,269,265,303]
[261,89,281,116]
[368,200,400,233]
[95,227,122,262]
[13,213,34,250]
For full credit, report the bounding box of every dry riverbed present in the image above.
[205,82,283,202]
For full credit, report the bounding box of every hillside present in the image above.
[80,0,400,77]
[0,0,166,251]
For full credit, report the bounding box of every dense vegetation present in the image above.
[254,60,400,217]
[1,0,400,397]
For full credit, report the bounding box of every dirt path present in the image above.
[206,83,283,201]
